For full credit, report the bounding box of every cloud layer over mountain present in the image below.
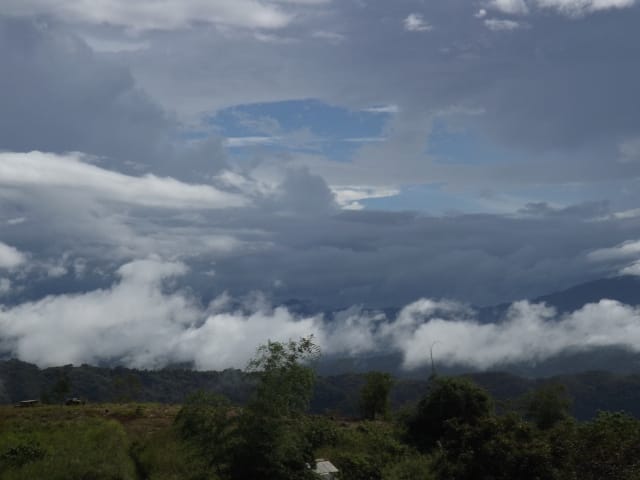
[2,2,640,369]
[3,258,640,371]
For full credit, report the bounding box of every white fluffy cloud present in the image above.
[0,243,25,270]
[588,239,640,261]
[0,258,324,369]
[388,299,640,369]
[488,0,636,16]
[403,13,432,32]
[535,0,636,16]
[3,258,640,371]
[331,186,400,210]
[0,151,247,210]
[484,18,523,30]
[489,0,530,15]
[0,0,328,31]
[587,239,640,276]
[621,261,640,275]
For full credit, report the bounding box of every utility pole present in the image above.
[430,341,441,379]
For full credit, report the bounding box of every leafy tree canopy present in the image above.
[406,376,493,452]
[231,337,320,480]
[359,371,394,420]
[524,383,572,430]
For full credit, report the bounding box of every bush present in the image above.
[382,455,435,480]
[320,421,422,480]
[131,429,218,480]
[406,377,493,452]
[173,391,235,477]
[0,441,46,468]
[432,414,557,480]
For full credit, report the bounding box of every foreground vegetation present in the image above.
[2,339,640,479]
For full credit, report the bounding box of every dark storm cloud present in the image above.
[3,4,640,369]
[194,204,640,308]
[0,16,228,180]
[0,18,169,162]
[116,0,640,190]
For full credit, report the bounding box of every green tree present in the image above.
[246,336,319,417]
[230,337,320,480]
[524,383,572,430]
[433,414,557,480]
[572,412,640,480]
[174,391,235,478]
[329,422,413,480]
[406,377,493,452]
[359,371,394,420]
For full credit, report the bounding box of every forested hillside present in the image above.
[3,359,640,420]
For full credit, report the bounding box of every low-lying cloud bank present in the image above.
[1,258,640,371]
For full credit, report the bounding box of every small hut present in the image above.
[313,459,339,479]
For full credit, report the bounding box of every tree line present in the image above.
[167,337,640,480]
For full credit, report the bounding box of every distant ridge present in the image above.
[478,275,640,323]
[534,275,640,313]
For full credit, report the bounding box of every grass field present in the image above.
[0,403,185,480]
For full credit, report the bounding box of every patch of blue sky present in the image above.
[361,184,490,214]
[361,182,593,215]
[427,118,516,166]
[209,99,390,161]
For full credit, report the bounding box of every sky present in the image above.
[2,0,640,371]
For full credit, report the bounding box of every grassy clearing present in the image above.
[0,403,181,480]
[0,415,135,479]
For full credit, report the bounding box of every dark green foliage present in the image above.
[381,455,435,480]
[42,372,71,404]
[8,359,640,421]
[406,377,493,452]
[232,414,315,480]
[571,412,640,480]
[335,453,383,480]
[433,414,557,480]
[229,337,320,480]
[246,336,319,417]
[523,383,572,430]
[320,421,421,480]
[302,415,339,450]
[111,372,142,403]
[359,371,394,420]
[0,442,46,468]
[0,359,256,406]
[131,429,219,480]
[6,356,640,480]
[174,391,235,477]
[3,373,640,480]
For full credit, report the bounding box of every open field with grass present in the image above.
[0,403,186,480]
